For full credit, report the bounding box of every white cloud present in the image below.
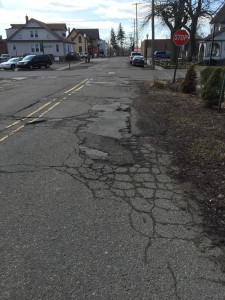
[1,0,199,41]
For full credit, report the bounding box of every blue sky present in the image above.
[0,0,210,44]
[0,0,173,44]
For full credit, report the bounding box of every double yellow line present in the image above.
[0,78,91,143]
[64,78,90,94]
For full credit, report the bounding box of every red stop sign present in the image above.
[173,29,189,46]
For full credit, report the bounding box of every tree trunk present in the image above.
[187,0,202,62]
[171,31,177,64]
[187,18,198,62]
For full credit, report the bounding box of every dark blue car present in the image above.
[154,51,171,59]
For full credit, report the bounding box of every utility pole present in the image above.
[151,0,155,69]
[136,3,138,50]
[132,3,141,50]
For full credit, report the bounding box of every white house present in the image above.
[198,4,225,64]
[6,16,74,60]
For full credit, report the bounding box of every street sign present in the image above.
[172,29,189,83]
[173,29,189,46]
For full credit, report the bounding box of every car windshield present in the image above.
[134,56,144,60]
[23,55,35,61]
[8,58,18,62]
[132,52,141,56]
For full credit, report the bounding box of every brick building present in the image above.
[0,36,8,56]
[141,39,172,57]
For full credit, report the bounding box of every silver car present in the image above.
[0,57,23,70]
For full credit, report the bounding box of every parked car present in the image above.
[154,51,171,59]
[0,54,11,63]
[132,55,145,67]
[130,51,142,64]
[79,52,88,58]
[17,55,52,70]
[0,55,11,63]
[0,57,23,70]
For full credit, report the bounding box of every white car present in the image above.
[0,57,23,70]
[129,51,142,64]
[79,52,88,58]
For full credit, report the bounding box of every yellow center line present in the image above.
[3,98,57,130]
[0,78,92,143]
[0,125,25,142]
[64,78,89,94]
[26,98,57,118]
[29,101,61,123]
[74,85,85,92]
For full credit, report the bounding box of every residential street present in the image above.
[1,57,225,299]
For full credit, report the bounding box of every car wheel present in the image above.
[46,64,50,68]
[11,64,15,70]
[29,64,33,70]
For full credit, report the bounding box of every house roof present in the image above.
[10,24,24,29]
[77,29,100,40]
[67,28,100,42]
[212,4,225,24]
[10,22,67,31]
[7,18,72,43]
[200,26,225,42]
[46,24,67,30]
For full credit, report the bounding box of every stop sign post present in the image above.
[172,29,189,83]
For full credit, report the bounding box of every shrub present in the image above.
[65,53,79,61]
[180,64,197,94]
[200,67,214,85]
[200,67,223,107]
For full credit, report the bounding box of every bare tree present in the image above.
[185,0,224,61]
[142,0,224,62]
[142,0,188,62]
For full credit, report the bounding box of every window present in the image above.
[56,44,59,52]
[79,46,82,52]
[35,43,40,52]
[79,36,82,43]
[207,43,220,56]
[30,30,38,38]
[31,43,40,53]
[47,35,50,39]
[31,44,35,52]
[62,32,66,37]
[19,35,22,39]
[13,44,16,50]
[215,24,220,32]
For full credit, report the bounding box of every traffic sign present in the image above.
[173,29,189,46]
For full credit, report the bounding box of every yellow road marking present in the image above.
[26,98,57,118]
[4,98,57,130]
[64,78,89,94]
[0,78,92,143]
[74,85,85,92]
[0,125,25,142]
[29,101,61,123]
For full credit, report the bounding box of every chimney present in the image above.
[25,15,29,23]
[68,27,71,34]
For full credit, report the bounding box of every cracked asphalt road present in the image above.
[0,57,225,299]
